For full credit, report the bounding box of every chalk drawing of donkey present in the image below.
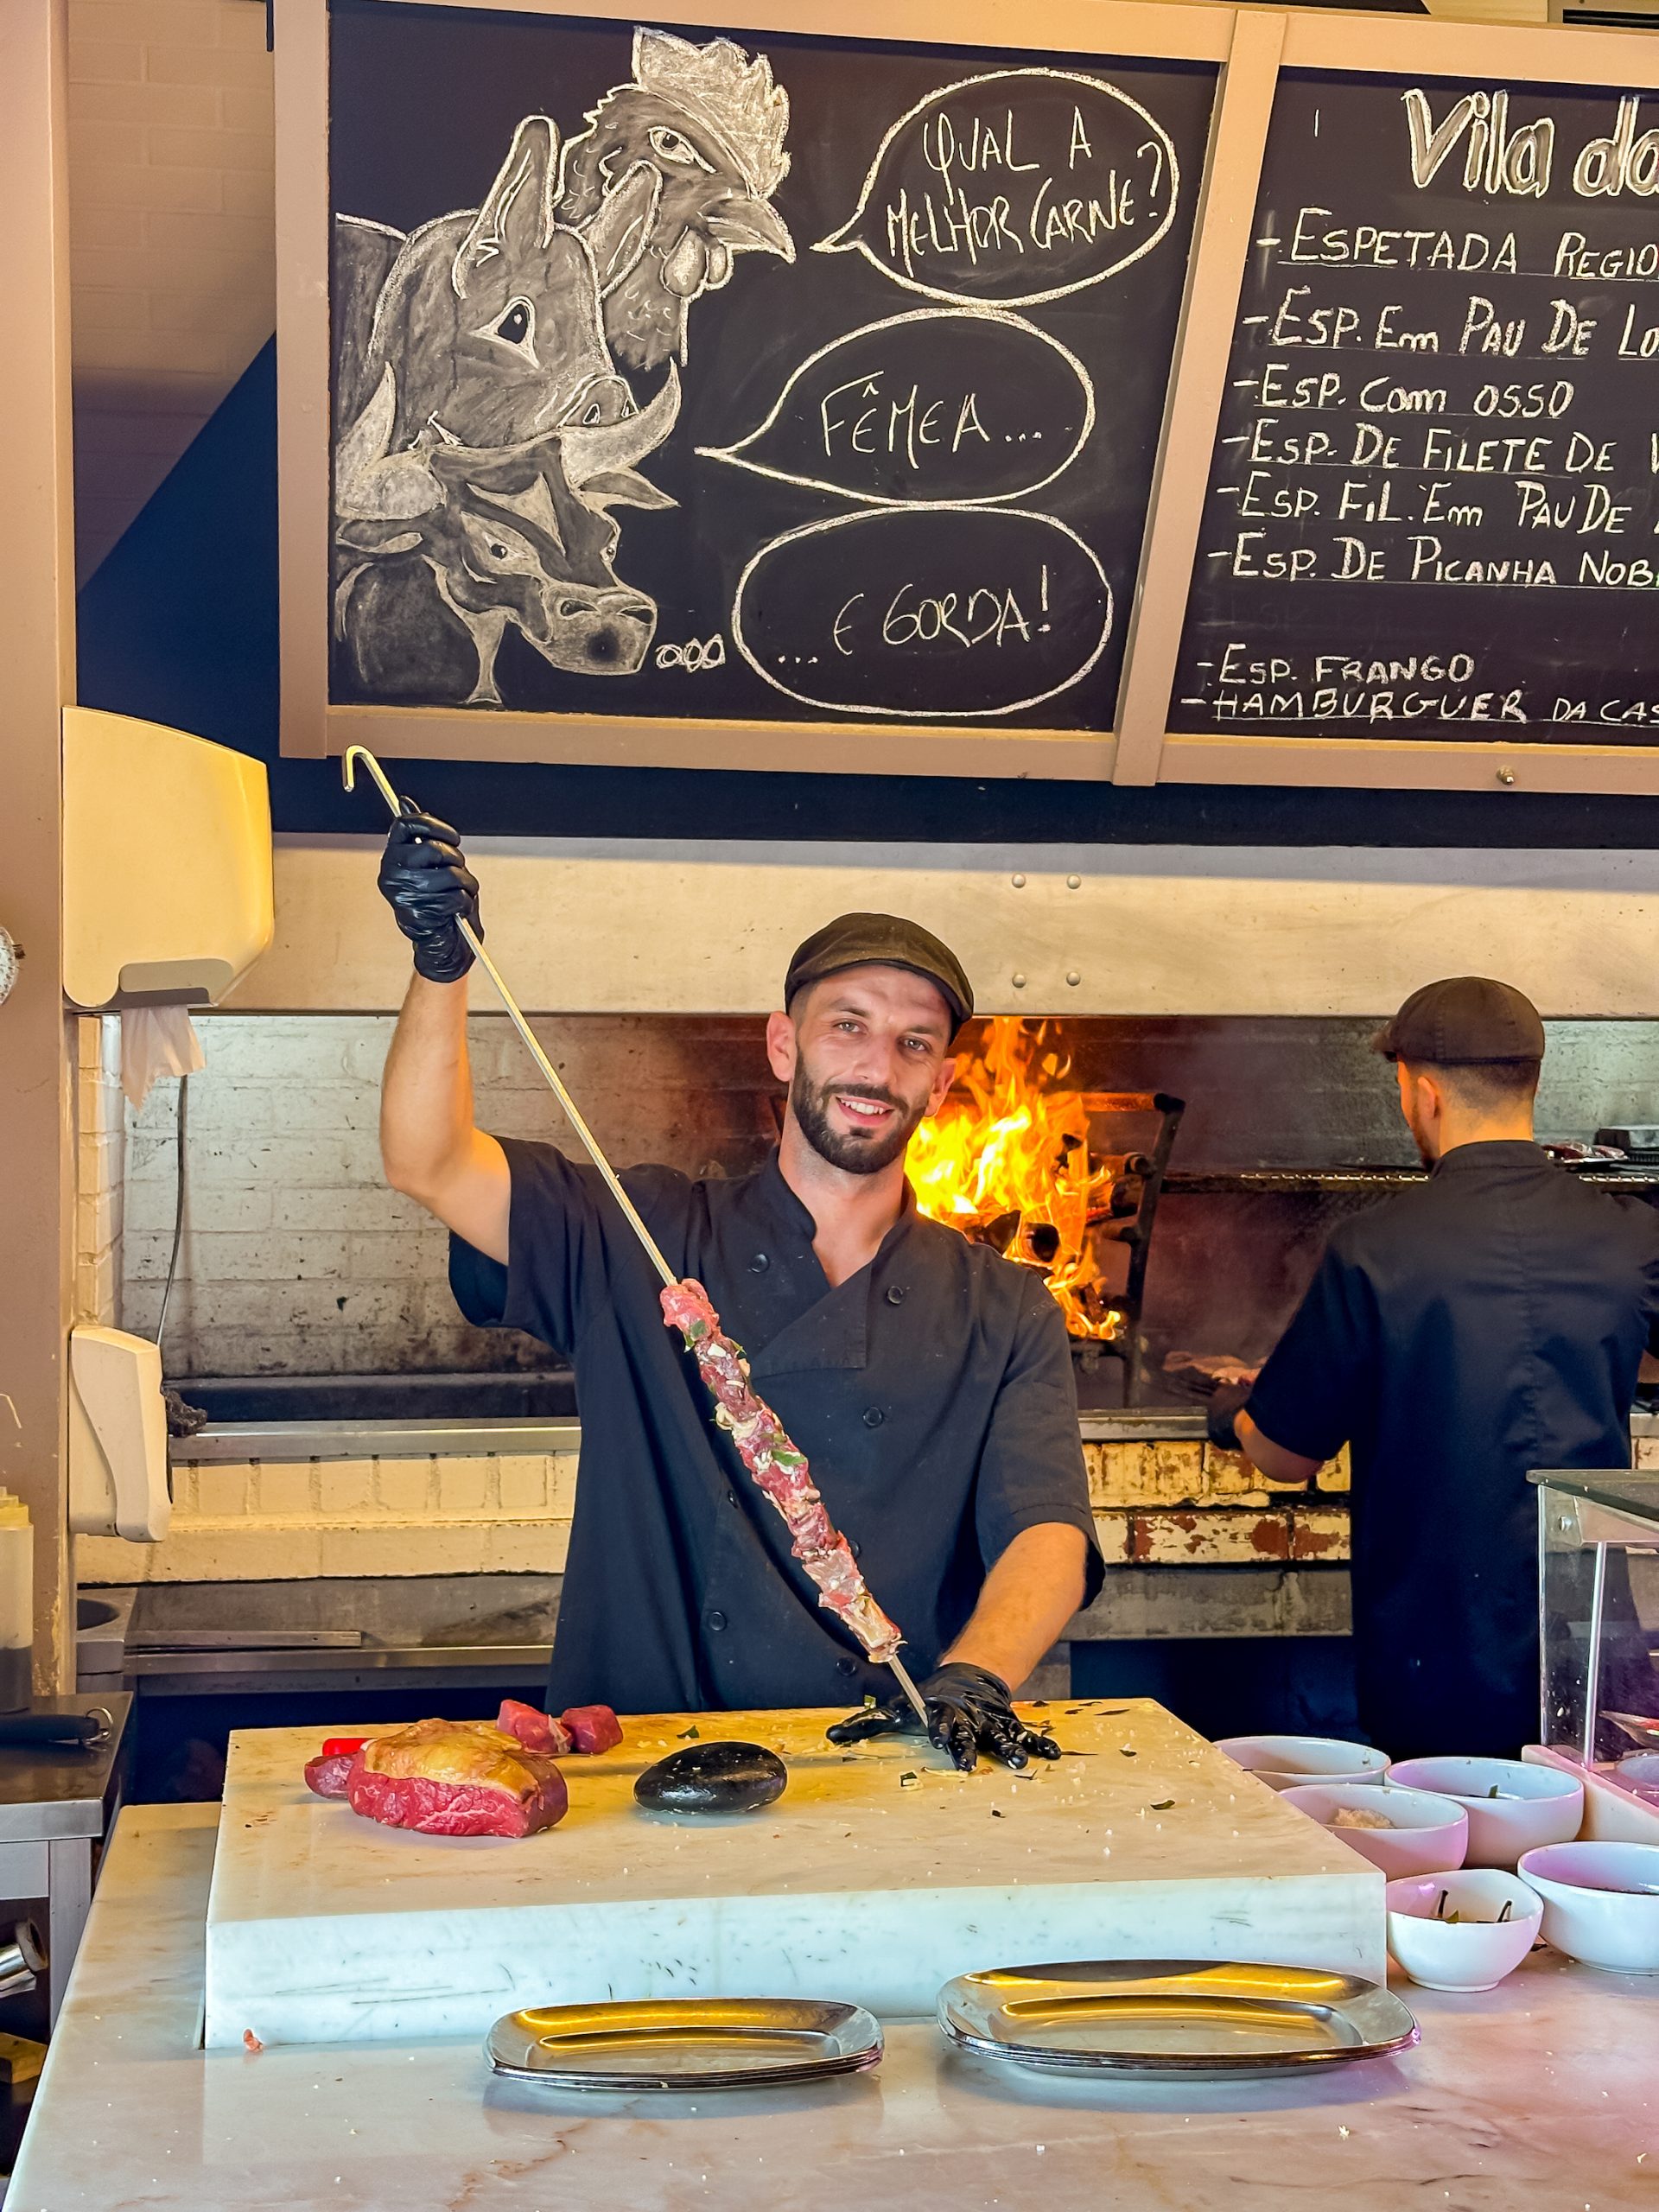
[334,376,680,703]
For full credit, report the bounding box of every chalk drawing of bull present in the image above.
[333,374,680,704]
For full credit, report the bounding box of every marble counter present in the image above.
[204,1700,1382,2045]
[10,1802,1659,2212]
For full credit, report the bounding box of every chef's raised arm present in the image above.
[377,807,510,1263]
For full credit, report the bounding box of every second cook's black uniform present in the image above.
[451,1140,1103,1715]
[1246,1141,1659,1759]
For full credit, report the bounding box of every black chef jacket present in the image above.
[449,1140,1102,1716]
[1248,1141,1659,1759]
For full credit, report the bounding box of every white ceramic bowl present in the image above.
[1385,1871,1542,1991]
[1518,1842,1659,1973]
[1386,1757,1584,1869]
[1281,1781,1469,1878]
[1215,1734,1389,1792]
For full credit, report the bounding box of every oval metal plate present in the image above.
[938,1960,1419,2077]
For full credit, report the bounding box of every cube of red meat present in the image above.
[561,1704,623,1754]
[495,1699,572,1756]
[304,1751,357,1800]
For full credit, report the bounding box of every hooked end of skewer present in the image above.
[340,745,400,817]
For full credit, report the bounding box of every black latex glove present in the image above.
[377,805,481,983]
[1206,1380,1253,1453]
[825,1661,1061,1774]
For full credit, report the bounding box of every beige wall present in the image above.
[67,0,273,576]
[2,0,78,1691]
[238,838,1659,1020]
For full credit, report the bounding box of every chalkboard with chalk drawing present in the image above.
[324,2,1216,730]
[1172,68,1659,748]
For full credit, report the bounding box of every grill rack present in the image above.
[1064,1091,1186,1406]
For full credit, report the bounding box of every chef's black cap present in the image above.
[785,913,974,1036]
[1372,976,1546,1065]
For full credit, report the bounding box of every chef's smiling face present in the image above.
[767,965,957,1177]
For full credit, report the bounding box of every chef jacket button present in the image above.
[862,1407,885,1428]
[849,1536,862,1558]
[748,1251,770,1274]
[725,1491,741,1509]
[837,1657,858,1677]
[707,1610,728,1632]
[886,1285,906,1305]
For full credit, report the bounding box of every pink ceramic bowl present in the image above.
[1386,1757,1583,1868]
[1518,1842,1659,1973]
[1385,1871,1542,1991]
[1281,1781,1469,1878]
[1215,1734,1389,1792]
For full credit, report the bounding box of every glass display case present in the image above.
[1532,1471,1659,1815]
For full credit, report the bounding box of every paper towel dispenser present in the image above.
[68,1327,172,1544]
[62,708,273,1010]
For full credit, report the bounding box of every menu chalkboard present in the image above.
[1171,70,1659,747]
[326,3,1215,732]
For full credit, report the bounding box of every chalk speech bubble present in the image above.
[697,310,1094,506]
[817,68,1179,308]
[732,506,1111,720]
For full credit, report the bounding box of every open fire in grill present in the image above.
[910,1021,1182,1359]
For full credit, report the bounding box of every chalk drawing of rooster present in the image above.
[558,28,794,372]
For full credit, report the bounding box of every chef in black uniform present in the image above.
[1211,977,1659,1759]
[374,810,1101,1769]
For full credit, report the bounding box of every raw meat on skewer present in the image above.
[661,1279,902,1663]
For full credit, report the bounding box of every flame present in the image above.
[908,1019,1120,1338]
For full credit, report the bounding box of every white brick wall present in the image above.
[67,0,276,577]
[73,1015,125,1325]
[122,1011,775,1376]
[78,1446,579,1583]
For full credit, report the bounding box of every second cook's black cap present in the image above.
[785,913,975,1034]
[1373,976,1546,1065]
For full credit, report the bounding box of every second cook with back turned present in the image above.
[1211,977,1659,1760]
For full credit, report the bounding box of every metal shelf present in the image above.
[1166,1167,1659,1196]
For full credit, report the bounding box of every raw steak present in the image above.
[344,1718,569,1839]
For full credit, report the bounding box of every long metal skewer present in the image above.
[343,745,931,1732]
[883,1653,931,1729]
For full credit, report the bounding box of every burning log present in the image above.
[909,1019,1121,1339]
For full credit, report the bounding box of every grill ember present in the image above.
[909,1020,1122,1340]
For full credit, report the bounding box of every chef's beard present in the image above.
[790,1066,928,1175]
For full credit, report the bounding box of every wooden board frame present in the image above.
[276,0,1659,791]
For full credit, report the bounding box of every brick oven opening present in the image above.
[131,1011,1659,1430]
